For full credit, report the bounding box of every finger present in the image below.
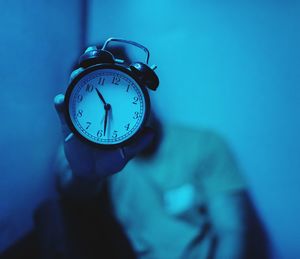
[54,94,72,139]
[124,127,155,160]
[69,68,84,82]
[64,136,96,180]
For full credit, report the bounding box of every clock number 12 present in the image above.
[112,76,120,85]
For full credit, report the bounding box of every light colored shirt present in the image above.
[108,124,246,258]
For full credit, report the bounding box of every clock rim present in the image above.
[64,63,151,149]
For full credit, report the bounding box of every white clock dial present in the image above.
[68,68,147,145]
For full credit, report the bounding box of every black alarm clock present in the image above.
[64,38,159,147]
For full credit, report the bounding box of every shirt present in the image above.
[108,124,246,259]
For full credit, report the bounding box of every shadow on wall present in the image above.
[0,0,84,252]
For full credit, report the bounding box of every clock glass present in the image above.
[66,67,148,146]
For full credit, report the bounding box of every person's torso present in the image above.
[108,125,216,259]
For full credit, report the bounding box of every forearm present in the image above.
[55,144,104,200]
[207,191,268,259]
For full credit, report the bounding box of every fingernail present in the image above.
[64,132,74,143]
[54,94,64,105]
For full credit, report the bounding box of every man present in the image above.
[52,88,268,258]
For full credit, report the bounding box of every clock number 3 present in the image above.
[133,112,139,119]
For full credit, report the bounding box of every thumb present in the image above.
[54,94,71,139]
[124,127,155,160]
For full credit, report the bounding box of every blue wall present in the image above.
[1,1,299,257]
[0,0,83,252]
[88,1,300,258]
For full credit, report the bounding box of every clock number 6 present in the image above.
[97,130,103,137]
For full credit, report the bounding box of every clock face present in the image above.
[66,66,149,146]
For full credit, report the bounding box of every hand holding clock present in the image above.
[54,39,159,198]
[54,93,154,198]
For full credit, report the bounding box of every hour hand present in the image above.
[96,88,107,105]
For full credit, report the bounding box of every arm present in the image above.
[199,133,269,258]
[207,190,269,259]
[54,94,154,200]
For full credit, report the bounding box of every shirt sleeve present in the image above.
[198,132,247,200]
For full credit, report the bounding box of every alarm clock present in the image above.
[64,38,159,148]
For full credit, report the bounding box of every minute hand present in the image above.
[96,88,107,105]
[103,104,111,136]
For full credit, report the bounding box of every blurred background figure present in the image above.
[1,0,300,259]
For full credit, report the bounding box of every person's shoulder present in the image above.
[164,124,230,158]
[164,123,227,149]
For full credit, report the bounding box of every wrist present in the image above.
[56,166,104,201]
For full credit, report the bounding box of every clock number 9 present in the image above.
[77,95,83,103]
